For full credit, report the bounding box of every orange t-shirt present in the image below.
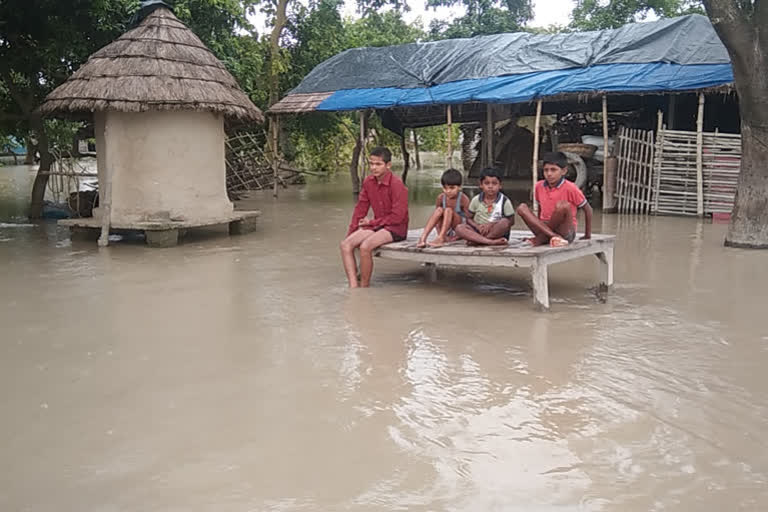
[535,178,587,228]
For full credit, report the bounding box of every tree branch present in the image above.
[0,66,34,115]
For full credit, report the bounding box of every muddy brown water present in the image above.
[1,165,767,511]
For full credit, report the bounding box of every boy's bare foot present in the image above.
[549,236,569,248]
[489,238,508,246]
[446,235,458,243]
[428,237,446,247]
[416,239,427,248]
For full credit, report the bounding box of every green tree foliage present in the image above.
[426,0,533,39]
[571,0,703,30]
[278,7,426,174]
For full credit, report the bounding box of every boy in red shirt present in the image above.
[340,146,409,288]
[516,152,592,247]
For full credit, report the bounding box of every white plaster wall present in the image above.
[105,111,233,224]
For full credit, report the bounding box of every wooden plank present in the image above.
[602,95,610,211]
[644,130,655,214]
[617,127,628,213]
[696,93,705,216]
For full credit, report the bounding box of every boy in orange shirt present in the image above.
[516,152,592,247]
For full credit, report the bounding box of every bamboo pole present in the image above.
[97,116,112,247]
[653,110,664,213]
[696,92,705,216]
[412,128,421,170]
[446,105,453,168]
[531,99,543,214]
[486,104,494,167]
[601,95,610,210]
[359,110,366,178]
[272,115,280,198]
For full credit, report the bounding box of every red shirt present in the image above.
[535,178,587,229]
[347,171,409,238]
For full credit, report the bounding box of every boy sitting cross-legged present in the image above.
[454,168,515,246]
[516,151,592,247]
[416,168,471,248]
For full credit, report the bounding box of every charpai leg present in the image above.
[531,260,549,311]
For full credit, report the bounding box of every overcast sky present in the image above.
[248,0,577,35]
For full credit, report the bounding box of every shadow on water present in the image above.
[1,164,768,510]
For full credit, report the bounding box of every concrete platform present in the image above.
[59,210,260,247]
[375,228,616,310]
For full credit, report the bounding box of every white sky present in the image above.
[248,0,576,36]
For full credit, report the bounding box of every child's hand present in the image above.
[359,218,371,227]
[477,224,492,236]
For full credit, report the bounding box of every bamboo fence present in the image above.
[616,127,741,216]
[653,129,741,216]
[616,127,655,214]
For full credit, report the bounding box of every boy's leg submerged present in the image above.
[358,229,395,287]
[340,229,376,288]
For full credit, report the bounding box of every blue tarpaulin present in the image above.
[273,14,733,113]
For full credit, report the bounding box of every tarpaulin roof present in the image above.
[270,14,733,118]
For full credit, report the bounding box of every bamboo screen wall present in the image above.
[615,127,741,216]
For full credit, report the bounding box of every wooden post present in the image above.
[446,105,453,168]
[97,117,112,247]
[359,110,366,178]
[485,104,494,166]
[412,128,421,170]
[531,99,543,214]
[271,115,280,198]
[695,93,705,216]
[653,110,664,214]
[400,133,410,183]
[601,95,610,211]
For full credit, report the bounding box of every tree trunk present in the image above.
[349,112,370,195]
[461,123,479,174]
[704,0,768,248]
[24,139,36,165]
[266,0,289,197]
[29,117,53,219]
[349,137,362,195]
[412,128,421,170]
[724,122,768,248]
[400,133,410,183]
[71,134,81,157]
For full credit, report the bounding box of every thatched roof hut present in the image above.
[40,4,263,123]
[40,2,263,245]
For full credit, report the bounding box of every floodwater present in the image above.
[1,164,767,511]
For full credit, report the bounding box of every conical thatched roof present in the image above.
[40,6,263,123]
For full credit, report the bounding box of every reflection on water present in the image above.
[1,167,768,511]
